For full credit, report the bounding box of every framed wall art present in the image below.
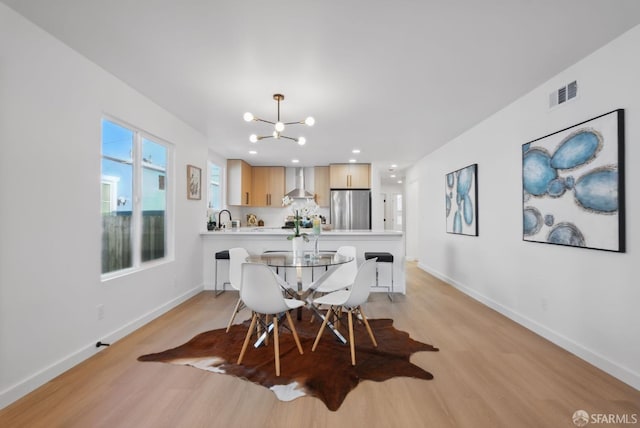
[445,163,478,236]
[187,164,202,200]
[522,109,625,252]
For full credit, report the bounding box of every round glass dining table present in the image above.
[248,250,353,298]
[247,250,353,344]
[248,250,353,281]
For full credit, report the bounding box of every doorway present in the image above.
[383,193,403,231]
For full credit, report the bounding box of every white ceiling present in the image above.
[4,0,640,182]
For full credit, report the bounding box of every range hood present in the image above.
[285,167,314,199]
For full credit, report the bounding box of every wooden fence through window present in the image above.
[102,212,165,273]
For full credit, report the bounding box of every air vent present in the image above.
[567,80,577,99]
[549,80,578,108]
[558,86,567,104]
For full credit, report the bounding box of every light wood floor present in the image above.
[1,263,638,427]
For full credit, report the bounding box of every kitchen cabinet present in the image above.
[314,166,330,207]
[251,166,285,207]
[329,163,370,189]
[227,159,252,206]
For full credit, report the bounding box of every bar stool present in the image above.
[214,250,230,296]
[364,252,394,301]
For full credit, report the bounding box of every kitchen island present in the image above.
[201,228,405,294]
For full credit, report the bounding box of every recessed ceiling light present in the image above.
[352,149,360,154]
[249,150,257,154]
[348,159,356,163]
[390,174,396,178]
[397,180,403,184]
[391,164,397,168]
[292,159,299,163]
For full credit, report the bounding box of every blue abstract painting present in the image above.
[445,164,478,236]
[522,109,625,252]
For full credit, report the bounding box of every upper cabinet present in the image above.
[314,166,330,207]
[227,159,252,206]
[251,166,285,207]
[227,161,366,206]
[329,163,370,189]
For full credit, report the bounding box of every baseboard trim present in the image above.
[0,284,203,410]
[417,262,640,391]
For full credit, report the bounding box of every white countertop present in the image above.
[201,227,402,237]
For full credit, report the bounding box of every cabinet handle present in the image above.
[267,194,271,205]
[245,192,249,205]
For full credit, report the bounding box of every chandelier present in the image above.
[243,93,314,146]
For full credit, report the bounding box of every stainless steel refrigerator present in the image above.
[330,190,371,230]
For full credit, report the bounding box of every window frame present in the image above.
[208,161,223,211]
[101,115,175,281]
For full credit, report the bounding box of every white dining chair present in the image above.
[225,247,250,332]
[307,246,358,296]
[237,263,305,376]
[311,258,378,365]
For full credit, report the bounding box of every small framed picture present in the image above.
[187,164,202,200]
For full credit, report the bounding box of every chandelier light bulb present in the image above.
[249,134,258,143]
[305,117,315,126]
[273,131,279,139]
[275,121,285,132]
[243,112,254,122]
[297,137,306,146]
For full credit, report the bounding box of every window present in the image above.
[208,162,222,210]
[101,118,172,276]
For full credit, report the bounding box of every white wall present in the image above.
[0,5,208,408]
[405,179,419,260]
[370,162,385,230]
[406,25,640,389]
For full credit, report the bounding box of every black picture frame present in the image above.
[522,109,625,252]
[445,163,479,236]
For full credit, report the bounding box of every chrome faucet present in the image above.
[218,209,232,230]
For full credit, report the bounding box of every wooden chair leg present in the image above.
[348,310,356,366]
[358,307,378,347]
[273,315,280,376]
[237,313,258,364]
[264,314,269,346]
[226,297,243,332]
[312,307,332,352]
[255,311,261,340]
[285,311,304,355]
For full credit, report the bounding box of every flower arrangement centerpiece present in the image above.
[282,195,318,244]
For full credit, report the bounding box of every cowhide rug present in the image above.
[138,308,438,411]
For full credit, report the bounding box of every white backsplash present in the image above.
[237,206,329,228]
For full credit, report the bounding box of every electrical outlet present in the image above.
[97,304,105,320]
